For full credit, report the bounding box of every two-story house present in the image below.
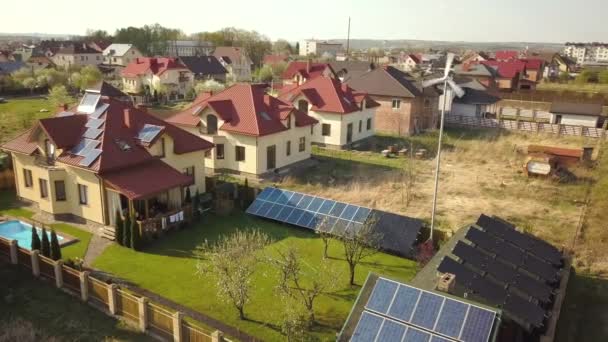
[347,66,439,136]
[481,60,528,91]
[103,44,143,67]
[213,47,253,82]
[121,57,194,103]
[279,76,379,149]
[167,84,318,177]
[51,43,103,69]
[1,87,214,228]
[179,56,228,83]
[453,62,499,90]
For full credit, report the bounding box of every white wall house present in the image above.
[103,44,143,67]
[299,40,343,58]
[280,76,378,149]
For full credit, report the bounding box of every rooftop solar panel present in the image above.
[351,312,383,342]
[90,103,110,119]
[77,93,101,114]
[138,124,164,143]
[79,148,102,167]
[85,117,105,129]
[246,187,422,256]
[362,277,498,342]
[504,294,546,329]
[71,138,98,156]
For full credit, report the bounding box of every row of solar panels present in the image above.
[352,311,453,342]
[246,187,423,256]
[363,278,497,342]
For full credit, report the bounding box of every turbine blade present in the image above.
[444,53,455,77]
[422,78,445,88]
[447,78,465,98]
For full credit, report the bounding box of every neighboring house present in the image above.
[159,40,214,57]
[0,51,13,62]
[520,58,545,83]
[453,62,499,90]
[0,61,26,76]
[549,102,603,127]
[494,50,519,61]
[102,44,143,67]
[179,56,228,83]
[90,81,133,104]
[52,43,103,69]
[347,66,439,136]
[548,54,577,76]
[481,60,528,91]
[263,54,289,67]
[26,55,54,71]
[329,61,376,82]
[281,61,336,86]
[439,78,500,117]
[279,76,380,148]
[1,88,213,227]
[213,47,253,82]
[121,57,194,103]
[401,54,421,71]
[299,40,343,57]
[460,51,490,65]
[167,84,318,177]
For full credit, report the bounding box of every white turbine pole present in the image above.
[429,79,450,242]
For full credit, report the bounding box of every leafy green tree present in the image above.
[295,42,300,54]
[22,77,37,94]
[575,70,594,84]
[272,39,293,54]
[40,227,50,257]
[130,215,140,251]
[48,85,71,108]
[50,230,62,261]
[184,187,192,204]
[256,65,274,82]
[123,213,132,248]
[115,210,124,246]
[558,72,570,83]
[37,68,69,88]
[31,226,41,251]
[193,189,200,219]
[194,79,225,95]
[598,70,608,84]
[72,65,102,91]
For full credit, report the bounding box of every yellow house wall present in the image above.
[308,108,375,147]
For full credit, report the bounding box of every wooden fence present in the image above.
[445,114,608,139]
[0,237,225,342]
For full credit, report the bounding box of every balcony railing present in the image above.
[136,204,193,238]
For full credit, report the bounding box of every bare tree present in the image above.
[403,141,415,207]
[194,229,271,320]
[269,246,340,324]
[317,216,332,259]
[342,216,383,286]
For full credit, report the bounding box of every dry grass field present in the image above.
[274,128,597,259]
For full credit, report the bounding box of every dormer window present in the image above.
[298,100,309,114]
[285,115,291,129]
[206,114,218,134]
[45,139,55,161]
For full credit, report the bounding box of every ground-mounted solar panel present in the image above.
[79,148,102,167]
[362,277,498,342]
[246,187,422,257]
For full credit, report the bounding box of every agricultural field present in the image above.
[0,98,59,144]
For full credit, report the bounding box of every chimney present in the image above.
[123,108,135,128]
[436,273,456,294]
[59,103,68,111]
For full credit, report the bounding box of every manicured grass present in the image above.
[50,223,92,260]
[0,190,92,260]
[313,145,407,169]
[0,98,56,144]
[94,212,417,341]
[0,264,150,341]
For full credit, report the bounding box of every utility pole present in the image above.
[346,17,351,60]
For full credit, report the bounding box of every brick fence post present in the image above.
[80,271,90,302]
[31,250,40,277]
[9,240,18,264]
[138,297,148,332]
[108,284,118,315]
[211,330,224,342]
[54,260,63,288]
[172,311,183,342]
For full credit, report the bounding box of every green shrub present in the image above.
[40,227,50,257]
[122,214,131,248]
[30,225,41,251]
[50,229,62,261]
[115,210,124,246]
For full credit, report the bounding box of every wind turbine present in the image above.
[421,53,465,242]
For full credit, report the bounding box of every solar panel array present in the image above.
[77,93,101,114]
[79,148,102,167]
[83,127,103,140]
[246,187,423,256]
[351,277,497,342]
[90,103,110,119]
[72,138,99,156]
[138,124,164,143]
[247,187,371,236]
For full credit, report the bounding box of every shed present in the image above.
[549,102,603,127]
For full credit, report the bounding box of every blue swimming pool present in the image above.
[0,220,64,250]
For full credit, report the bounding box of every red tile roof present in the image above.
[495,50,519,61]
[279,76,379,114]
[122,57,189,77]
[281,61,335,80]
[520,58,544,71]
[2,92,213,174]
[481,60,526,79]
[264,54,288,65]
[167,84,317,136]
[102,159,194,200]
[408,54,420,63]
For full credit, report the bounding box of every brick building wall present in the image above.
[372,95,438,136]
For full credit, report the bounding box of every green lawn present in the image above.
[94,212,417,341]
[0,264,151,341]
[1,190,92,260]
[0,98,57,144]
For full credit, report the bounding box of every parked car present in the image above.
[0,97,7,103]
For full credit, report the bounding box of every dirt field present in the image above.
[274,128,597,252]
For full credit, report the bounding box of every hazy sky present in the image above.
[4,0,607,43]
